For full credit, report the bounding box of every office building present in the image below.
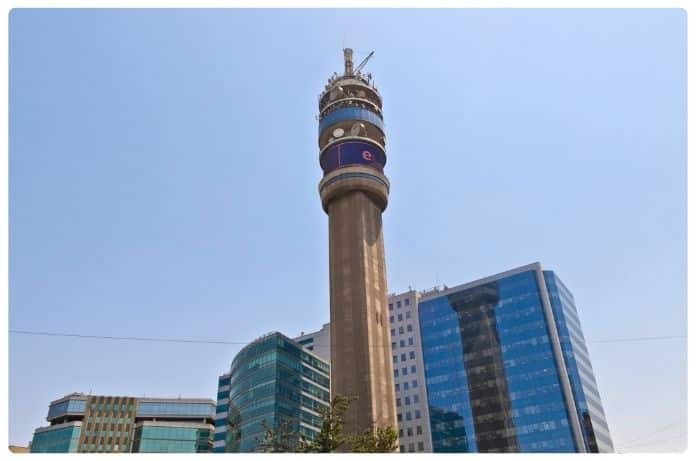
[29,393,215,453]
[388,290,433,453]
[214,332,330,452]
[302,262,613,453]
[418,263,613,452]
[317,48,397,437]
[294,322,331,362]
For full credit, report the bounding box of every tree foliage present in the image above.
[256,418,298,453]
[256,394,399,453]
[350,425,399,453]
[298,395,355,452]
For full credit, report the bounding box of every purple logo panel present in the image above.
[320,141,386,174]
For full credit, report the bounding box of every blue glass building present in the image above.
[419,263,613,453]
[214,332,330,452]
[30,393,215,453]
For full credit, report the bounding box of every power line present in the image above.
[616,420,685,447]
[8,330,251,346]
[591,335,686,344]
[616,431,687,451]
[8,329,687,347]
[616,420,684,450]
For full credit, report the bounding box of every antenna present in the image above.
[354,51,375,75]
[343,48,354,76]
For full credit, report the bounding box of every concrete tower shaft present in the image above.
[317,49,397,439]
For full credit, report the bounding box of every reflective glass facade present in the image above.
[544,271,614,452]
[419,266,612,452]
[132,425,212,453]
[30,424,81,453]
[47,398,87,420]
[213,373,232,452]
[31,393,214,453]
[219,332,330,452]
[137,401,214,417]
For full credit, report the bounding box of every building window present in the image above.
[399,429,404,437]
[415,409,421,419]
[407,427,413,437]
[404,381,409,390]
[412,379,418,387]
[391,329,395,337]
[389,303,393,311]
[401,353,406,362]
[408,337,414,345]
[389,316,394,323]
[413,394,419,404]
[392,341,397,350]
[399,326,404,334]
[400,340,405,347]
[392,355,397,363]
[402,367,407,376]
[394,369,398,377]
[418,442,424,451]
[406,311,411,319]
[400,445,405,453]
[406,412,412,421]
[397,301,402,308]
[407,324,413,332]
[395,383,400,392]
[416,425,422,435]
[405,298,410,306]
[409,351,415,360]
[398,313,403,322]
[404,396,411,405]
[411,365,416,373]
[396,398,401,407]
[397,414,402,422]
[409,443,415,452]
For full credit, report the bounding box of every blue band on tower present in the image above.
[318,107,384,136]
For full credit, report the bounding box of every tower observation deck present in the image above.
[317,49,398,441]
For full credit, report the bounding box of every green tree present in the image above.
[299,395,355,452]
[350,425,399,453]
[256,418,298,453]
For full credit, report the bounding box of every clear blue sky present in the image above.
[9,8,686,452]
